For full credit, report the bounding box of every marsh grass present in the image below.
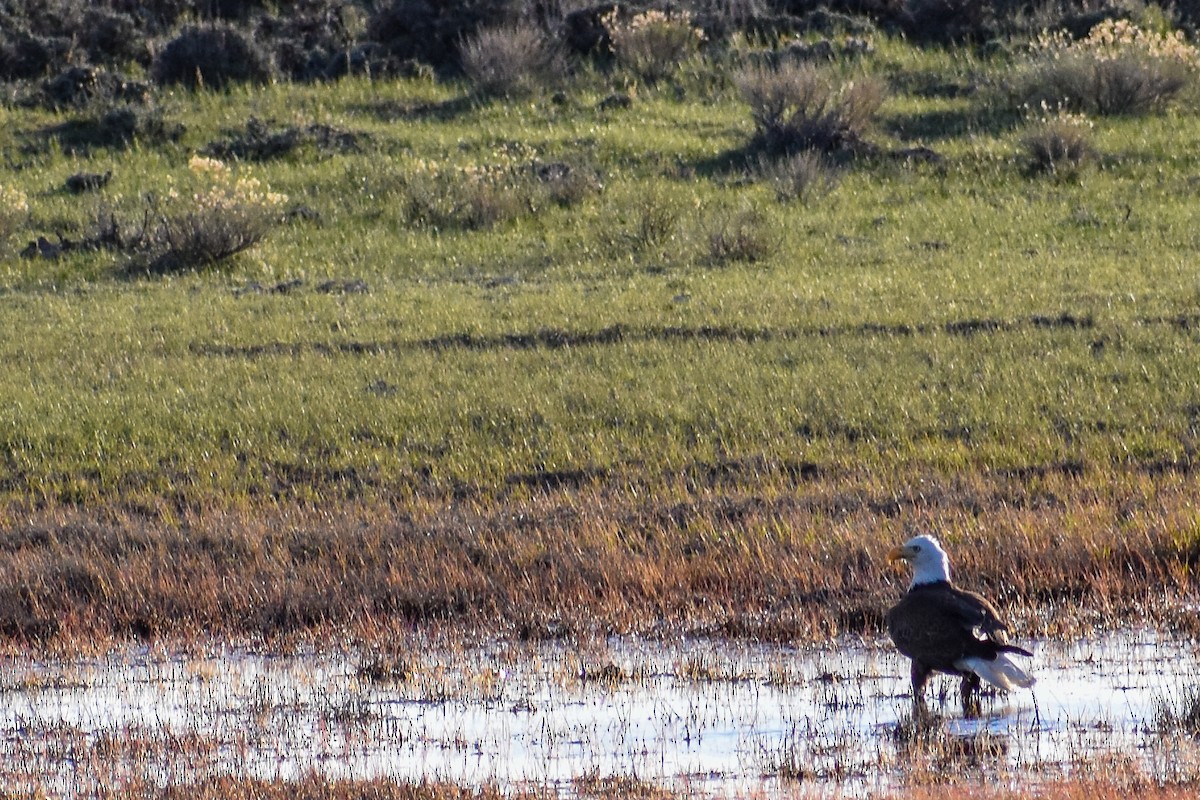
[2,462,1199,646]
[45,774,1200,800]
[1154,686,1200,736]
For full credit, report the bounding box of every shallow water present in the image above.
[3,631,1199,796]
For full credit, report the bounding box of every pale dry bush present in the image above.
[0,184,29,244]
[1021,18,1200,114]
[705,202,778,264]
[401,158,534,230]
[735,61,884,153]
[460,22,563,97]
[1020,103,1095,175]
[759,149,839,203]
[135,155,288,274]
[602,8,705,83]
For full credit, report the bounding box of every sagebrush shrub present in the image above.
[602,8,704,83]
[79,8,150,66]
[0,31,72,80]
[706,203,777,264]
[130,155,288,275]
[1020,105,1094,176]
[461,22,562,97]
[367,0,511,72]
[400,160,534,231]
[152,23,274,89]
[1020,18,1200,115]
[759,149,838,203]
[735,61,884,154]
[533,161,602,208]
[0,184,29,244]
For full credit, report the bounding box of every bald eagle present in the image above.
[886,534,1035,715]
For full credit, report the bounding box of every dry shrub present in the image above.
[400,160,533,231]
[735,61,885,154]
[461,22,563,97]
[759,149,839,203]
[626,186,682,250]
[533,160,603,208]
[1020,18,1200,115]
[1020,105,1095,176]
[256,0,367,81]
[152,23,274,89]
[78,8,150,67]
[37,66,151,111]
[366,0,512,73]
[46,106,183,155]
[0,30,72,80]
[0,184,29,245]
[128,155,288,275]
[202,116,363,162]
[705,202,778,264]
[601,8,705,84]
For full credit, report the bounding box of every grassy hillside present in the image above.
[1,15,1200,644]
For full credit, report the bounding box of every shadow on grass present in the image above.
[881,105,1023,143]
[190,313,1099,360]
[694,139,870,180]
[358,95,479,123]
[33,107,184,155]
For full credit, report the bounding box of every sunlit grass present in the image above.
[0,34,1199,642]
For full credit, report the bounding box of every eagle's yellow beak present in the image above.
[887,545,910,563]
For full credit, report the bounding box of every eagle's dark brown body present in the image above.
[887,579,1032,713]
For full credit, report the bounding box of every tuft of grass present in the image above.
[1154,686,1200,736]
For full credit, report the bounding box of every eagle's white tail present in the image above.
[956,654,1036,691]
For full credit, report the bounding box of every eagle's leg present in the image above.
[910,661,933,711]
[960,672,982,717]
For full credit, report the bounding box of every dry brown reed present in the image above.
[93,774,1200,800]
[894,780,1200,800]
[1,460,1198,650]
[148,776,552,800]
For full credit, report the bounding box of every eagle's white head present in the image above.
[888,534,950,589]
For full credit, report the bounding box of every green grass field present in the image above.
[1,30,1199,644]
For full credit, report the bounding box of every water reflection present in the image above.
[1,631,1198,796]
